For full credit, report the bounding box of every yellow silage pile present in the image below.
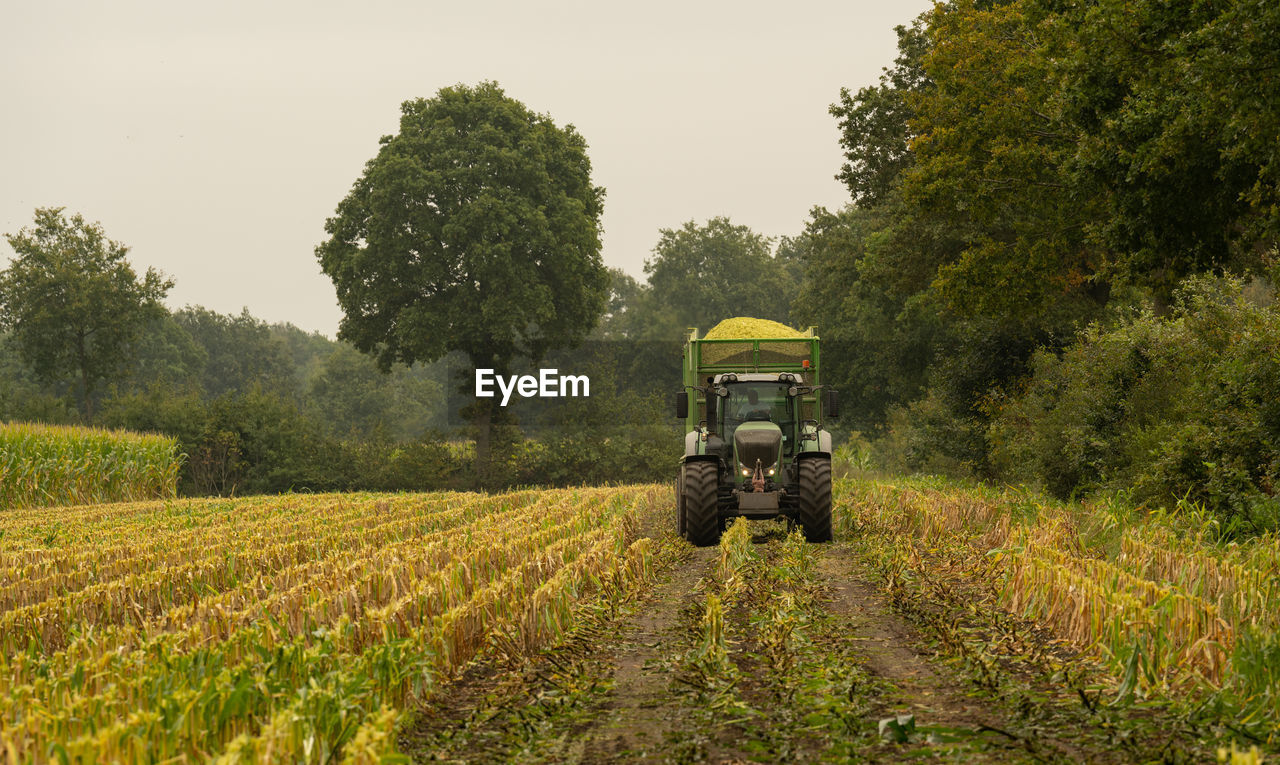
[703,317,805,340]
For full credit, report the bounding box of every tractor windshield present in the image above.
[719,382,796,453]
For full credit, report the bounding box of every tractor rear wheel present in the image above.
[797,456,833,543]
[682,460,721,547]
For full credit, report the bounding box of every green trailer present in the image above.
[674,327,838,546]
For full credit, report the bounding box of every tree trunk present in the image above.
[473,394,493,489]
[77,332,94,421]
[465,349,509,490]
[81,367,94,421]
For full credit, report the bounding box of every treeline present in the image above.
[588,0,1280,532]
[0,305,679,494]
[0,301,455,494]
[0,210,790,496]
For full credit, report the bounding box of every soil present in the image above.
[815,549,1006,732]
[574,546,717,762]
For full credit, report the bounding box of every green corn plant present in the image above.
[1,421,181,509]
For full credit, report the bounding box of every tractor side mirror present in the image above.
[675,391,689,419]
[706,390,717,430]
[824,389,839,419]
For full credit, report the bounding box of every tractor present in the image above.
[675,327,837,546]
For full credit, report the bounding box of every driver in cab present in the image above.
[737,389,772,422]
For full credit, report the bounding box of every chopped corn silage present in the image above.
[703,317,805,340]
[700,318,810,365]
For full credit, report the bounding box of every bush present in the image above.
[875,320,1050,478]
[496,423,674,488]
[93,369,676,496]
[989,275,1280,534]
[329,437,468,492]
[101,384,340,495]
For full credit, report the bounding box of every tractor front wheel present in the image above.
[797,456,833,543]
[682,460,721,547]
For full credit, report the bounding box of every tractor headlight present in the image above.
[767,467,775,476]
[741,468,751,477]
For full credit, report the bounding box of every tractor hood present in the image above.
[733,420,782,473]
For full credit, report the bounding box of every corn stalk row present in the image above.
[0,485,662,762]
[838,479,1278,702]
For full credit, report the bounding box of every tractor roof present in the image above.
[712,372,806,385]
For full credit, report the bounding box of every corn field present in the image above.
[0,485,661,762]
[0,423,181,510]
[6,471,1273,759]
[837,478,1280,728]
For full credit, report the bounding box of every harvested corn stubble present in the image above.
[0,485,663,763]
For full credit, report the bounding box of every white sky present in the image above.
[1,0,930,337]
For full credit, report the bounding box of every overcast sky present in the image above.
[1,1,930,337]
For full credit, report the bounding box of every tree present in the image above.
[592,267,645,340]
[172,307,294,398]
[816,1,1100,466]
[316,81,608,482]
[306,344,442,441]
[790,205,943,433]
[639,217,796,339]
[0,331,77,423]
[0,208,171,418]
[124,313,207,391]
[1060,0,1279,296]
[830,15,931,208]
[899,0,1106,324]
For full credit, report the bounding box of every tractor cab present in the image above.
[707,373,804,492]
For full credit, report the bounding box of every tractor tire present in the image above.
[675,465,687,537]
[682,460,721,547]
[797,456,833,543]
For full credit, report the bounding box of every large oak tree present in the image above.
[316,82,608,482]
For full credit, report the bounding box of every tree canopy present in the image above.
[830,18,929,209]
[804,0,1280,477]
[172,307,295,397]
[316,81,609,478]
[317,82,608,373]
[637,217,798,339]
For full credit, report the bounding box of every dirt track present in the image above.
[560,538,1029,763]
[399,522,1062,763]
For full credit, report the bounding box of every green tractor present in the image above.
[674,327,838,546]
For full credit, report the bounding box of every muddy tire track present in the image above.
[817,547,1009,732]
[572,546,719,762]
